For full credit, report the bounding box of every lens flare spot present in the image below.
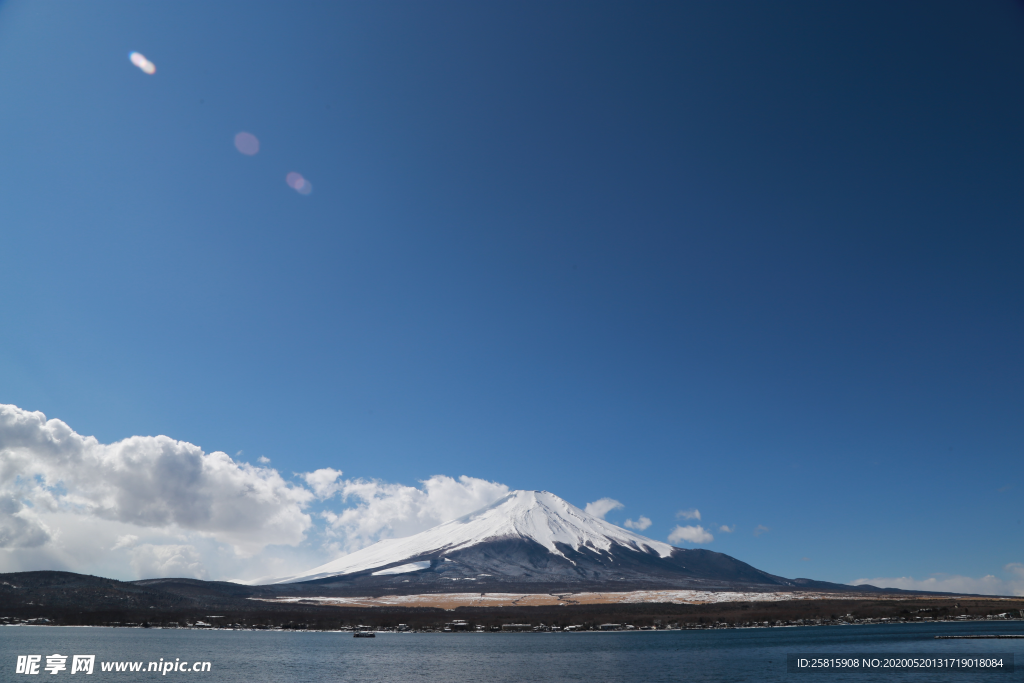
[286,172,312,195]
[234,132,260,155]
[129,51,156,75]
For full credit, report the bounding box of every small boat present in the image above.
[353,630,375,638]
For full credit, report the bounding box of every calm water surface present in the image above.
[2,621,1021,682]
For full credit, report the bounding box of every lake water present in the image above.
[2,621,1021,682]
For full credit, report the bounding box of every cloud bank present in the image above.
[852,564,1024,597]
[0,404,313,556]
[0,404,510,582]
[129,543,209,580]
[314,471,509,553]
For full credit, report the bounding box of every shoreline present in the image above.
[5,615,1022,634]
[253,589,1020,610]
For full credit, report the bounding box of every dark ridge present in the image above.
[2,571,1021,630]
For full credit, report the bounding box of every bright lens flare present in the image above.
[286,172,313,195]
[129,51,156,75]
[234,132,260,155]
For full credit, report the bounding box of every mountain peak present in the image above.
[275,489,674,584]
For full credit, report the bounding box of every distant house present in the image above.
[501,624,532,631]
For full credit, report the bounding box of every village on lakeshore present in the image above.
[4,608,1023,633]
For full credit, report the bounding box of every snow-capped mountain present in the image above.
[269,490,822,594]
[276,490,673,583]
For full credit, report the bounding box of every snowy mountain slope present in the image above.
[274,490,673,583]
[269,491,796,593]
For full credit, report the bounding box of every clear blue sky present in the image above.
[1,0,1021,587]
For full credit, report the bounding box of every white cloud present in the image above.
[0,403,313,556]
[677,508,701,521]
[257,456,270,464]
[0,494,52,548]
[852,564,1024,597]
[753,524,770,536]
[624,516,652,531]
[111,534,139,550]
[302,468,344,499]
[130,544,208,580]
[668,524,713,544]
[320,474,509,553]
[585,498,624,519]
[718,524,735,533]
[0,403,514,583]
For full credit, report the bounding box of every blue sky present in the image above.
[0,0,1021,592]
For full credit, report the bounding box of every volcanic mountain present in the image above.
[270,490,855,595]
